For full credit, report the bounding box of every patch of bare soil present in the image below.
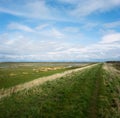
[0,64,97,100]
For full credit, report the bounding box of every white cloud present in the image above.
[103,20,120,28]
[35,24,49,30]
[47,32,120,60]
[7,22,65,39]
[58,0,80,4]
[1,0,120,21]
[82,22,98,30]
[25,1,51,19]
[100,33,120,44]
[36,27,65,39]
[50,28,64,38]
[7,23,63,40]
[63,27,80,33]
[0,1,53,20]
[0,7,23,16]
[8,23,34,32]
[99,29,116,35]
[0,21,120,61]
[70,0,120,17]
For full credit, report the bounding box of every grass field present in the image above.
[0,62,89,89]
[0,63,119,118]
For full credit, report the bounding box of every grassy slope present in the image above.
[0,64,119,118]
[98,66,120,118]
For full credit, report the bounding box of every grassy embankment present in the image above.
[0,64,119,117]
[99,64,120,118]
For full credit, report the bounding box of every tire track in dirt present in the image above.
[0,64,98,100]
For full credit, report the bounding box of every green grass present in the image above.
[0,64,103,118]
[0,64,119,118]
[98,67,120,118]
[0,66,68,89]
[0,62,89,89]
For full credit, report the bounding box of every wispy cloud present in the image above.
[69,0,120,17]
[0,0,65,21]
[1,0,120,20]
[0,1,50,19]
[103,20,120,28]
[0,0,120,61]
[8,23,34,32]
[0,7,23,16]
[35,24,50,30]
[63,27,80,33]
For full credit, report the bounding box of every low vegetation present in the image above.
[0,62,88,89]
[99,64,120,117]
[0,63,119,118]
[112,62,120,70]
[106,61,120,70]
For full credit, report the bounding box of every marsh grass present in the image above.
[0,64,119,118]
[0,64,106,118]
[0,66,76,89]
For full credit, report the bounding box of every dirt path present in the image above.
[0,64,98,100]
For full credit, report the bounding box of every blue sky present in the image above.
[0,0,120,62]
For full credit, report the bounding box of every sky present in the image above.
[0,0,120,62]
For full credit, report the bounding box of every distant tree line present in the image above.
[106,61,120,63]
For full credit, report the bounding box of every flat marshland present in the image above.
[0,62,120,118]
[0,62,89,89]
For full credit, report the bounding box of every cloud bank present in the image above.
[0,0,120,61]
